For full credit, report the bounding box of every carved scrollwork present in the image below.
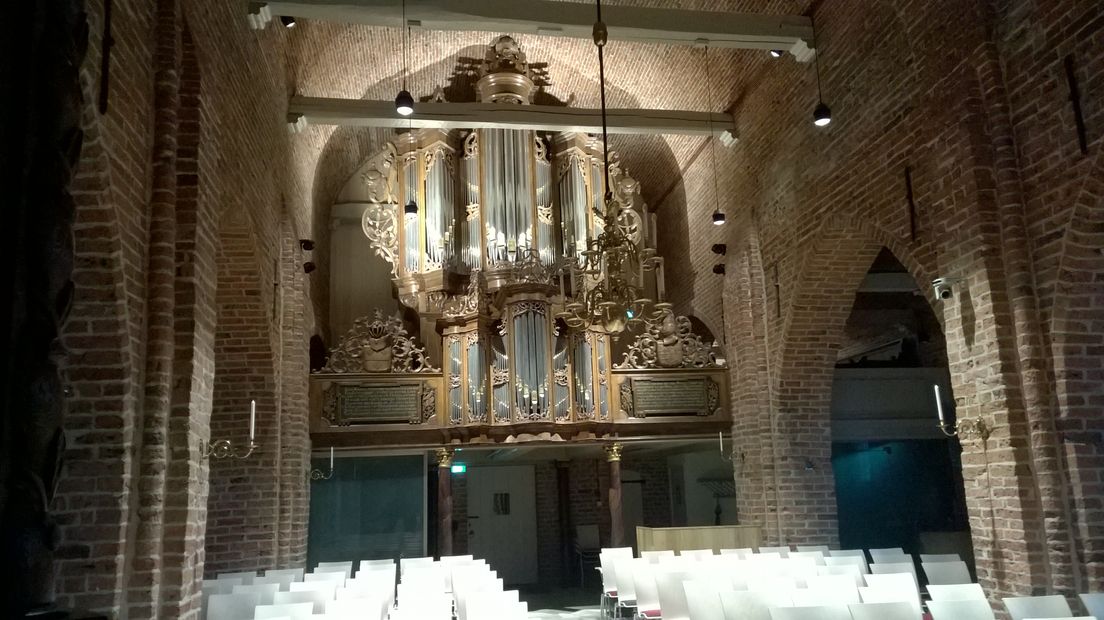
[491,366,510,386]
[320,309,438,374]
[359,143,397,204]
[361,202,399,275]
[444,270,487,318]
[706,378,721,417]
[619,381,634,417]
[554,368,569,387]
[418,385,437,423]
[463,131,478,158]
[617,312,721,370]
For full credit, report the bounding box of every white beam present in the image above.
[253,0,814,57]
[288,96,737,137]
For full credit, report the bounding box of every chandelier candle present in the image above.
[933,384,945,424]
[249,399,256,442]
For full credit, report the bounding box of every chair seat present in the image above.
[640,610,661,618]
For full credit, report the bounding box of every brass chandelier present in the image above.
[555,0,672,337]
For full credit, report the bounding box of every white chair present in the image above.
[816,565,864,587]
[789,551,826,566]
[683,578,727,620]
[792,576,859,606]
[599,547,633,614]
[326,597,388,620]
[315,561,353,578]
[289,581,337,596]
[848,601,916,620]
[858,586,922,617]
[928,583,986,601]
[631,560,661,618]
[613,557,638,613]
[927,599,996,620]
[796,545,831,554]
[1003,595,1073,620]
[720,590,790,620]
[824,556,868,574]
[746,576,798,595]
[233,583,281,605]
[680,548,716,561]
[218,571,257,586]
[768,605,851,620]
[642,550,676,564]
[254,602,315,620]
[758,546,790,558]
[655,569,691,620]
[306,570,348,585]
[204,578,242,594]
[923,560,972,585]
[719,548,753,560]
[1082,593,1104,618]
[919,553,960,563]
[868,548,906,562]
[274,589,331,614]
[870,562,918,586]
[805,574,860,596]
[254,574,295,591]
[749,552,782,562]
[398,556,434,577]
[207,592,260,620]
[265,568,305,582]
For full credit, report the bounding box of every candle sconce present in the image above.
[201,438,258,460]
[309,447,335,481]
[202,398,259,459]
[938,417,991,441]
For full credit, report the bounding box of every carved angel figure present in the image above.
[360,143,397,204]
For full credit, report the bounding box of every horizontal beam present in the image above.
[288,97,738,137]
[252,0,815,58]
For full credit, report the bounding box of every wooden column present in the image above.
[436,448,454,557]
[605,443,624,548]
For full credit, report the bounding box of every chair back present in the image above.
[867,548,905,562]
[719,548,754,559]
[207,592,260,620]
[870,561,917,586]
[789,551,826,565]
[274,589,331,614]
[757,546,790,558]
[254,574,295,591]
[253,601,316,620]
[654,569,690,620]
[824,555,868,574]
[767,605,851,620]
[290,581,337,597]
[398,556,434,577]
[862,573,921,615]
[1082,593,1104,619]
[305,570,347,585]
[858,585,922,617]
[599,547,633,594]
[816,564,863,587]
[575,524,600,550]
[928,583,986,601]
[682,578,728,620]
[919,553,960,563]
[927,599,996,620]
[680,548,715,561]
[613,557,637,602]
[848,601,916,620]
[265,568,304,582]
[922,560,972,585]
[315,561,353,578]
[233,583,280,605]
[642,549,675,564]
[796,545,831,554]
[1002,594,1073,620]
[719,590,786,620]
[631,560,660,614]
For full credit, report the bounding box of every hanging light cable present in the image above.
[395,0,414,116]
[702,43,725,226]
[811,15,831,127]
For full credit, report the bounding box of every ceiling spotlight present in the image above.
[395,89,414,116]
[279,15,297,28]
[712,209,726,226]
[303,261,316,274]
[299,239,315,251]
[813,101,832,127]
[404,200,418,216]
[711,243,727,255]
[769,49,784,58]
[712,264,726,275]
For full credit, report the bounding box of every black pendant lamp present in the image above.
[395,0,414,116]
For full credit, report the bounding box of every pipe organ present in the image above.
[357,35,670,426]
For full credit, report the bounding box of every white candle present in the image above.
[933,384,945,424]
[329,446,334,470]
[719,431,724,455]
[249,399,256,441]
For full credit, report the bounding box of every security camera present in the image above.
[932,277,957,300]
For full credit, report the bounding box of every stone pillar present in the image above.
[436,448,454,557]
[605,443,624,547]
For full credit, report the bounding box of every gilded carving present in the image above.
[617,312,721,370]
[320,309,438,374]
[619,380,634,418]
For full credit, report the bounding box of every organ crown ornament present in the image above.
[477,35,535,104]
[320,309,437,374]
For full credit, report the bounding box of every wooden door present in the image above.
[466,465,538,584]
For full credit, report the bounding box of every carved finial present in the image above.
[604,442,623,462]
[476,35,535,104]
[436,448,454,468]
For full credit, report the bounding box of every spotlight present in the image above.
[395,89,414,116]
[279,15,297,28]
[303,261,316,274]
[712,264,726,275]
[813,101,832,127]
[299,239,315,251]
[712,209,726,225]
[404,200,418,216]
[711,243,727,256]
[769,49,784,58]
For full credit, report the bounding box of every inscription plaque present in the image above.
[624,377,719,418]
[332,383,423,424]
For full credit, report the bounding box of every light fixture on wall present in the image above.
[299,239,315,251]
[701,43,726,226]
[712,264,725,275]
[810,17,832,127]
[395,0,414,116]
[933,384,990,441]
[769,49,784,58]
[310,446,335,481]
[279,15,297,28]
[201,399,258,459]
